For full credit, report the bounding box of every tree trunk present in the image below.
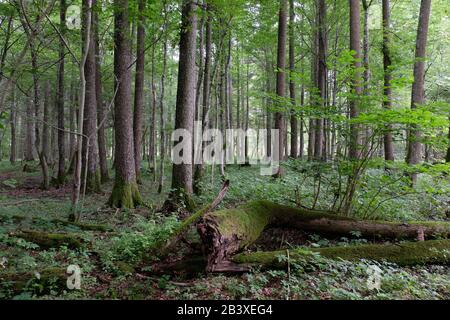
[382,0,395,162]
[133,0,145,184]
[108,0,143,208]
[274,0,287,176]
[81,0,101,193]
[170,0,198,201]
[9,87,16,164]
[348,0,363,160]
[314,0,327,161]
[289,0,298,158]
[95,6,109,183]
[406,0,431,184]
[42,81,51,166]
[157,32,168,194]
[56,0,66,185]
[194,4,212,194]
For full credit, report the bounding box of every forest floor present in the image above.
[0,159,449,300]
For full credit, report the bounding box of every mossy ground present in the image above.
[0,159,449,300]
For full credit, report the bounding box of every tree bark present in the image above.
[194,4,212,194]
[95,6,109,183]
[81,0,101,193]
[406,0,432,183]
[108,0,143,208]
[314,0,327,161]
[348,0,363,160]
[9,87,16,164]
[382,0,395,162]
[289,0,298,158]
[274,0,288,175]
[56,0,66,185]
[170,0,198,200]
[133,0,145,184]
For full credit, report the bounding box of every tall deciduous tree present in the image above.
[81,0,101,192]
[348,0,363,159]
[289,0,298,158]
[314,0,327,161]
[274,0,287,176]
[170,0,198,201]
[133,0,145,184]
[406,0,431,183]
[108,0,143,208]
[382,0,395,161]
[56,0,66,185]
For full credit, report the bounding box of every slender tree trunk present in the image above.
[81,0,101,193]
[406,0,431,184]
[194,4,211,194]
[94,7,109,183]
[42,80,51,163]
[314,0,327,161]
[56,0,66,185]
[133,0,145,184]
[108,0,143,208]
[170,0,198,202]
[274,0,287,176]
[289,0,298,158]
[157,30,168,194]
[348,0,363,159]
[9,87,16,164]
[382,0,395,162]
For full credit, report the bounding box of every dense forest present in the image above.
[0,0,449,300]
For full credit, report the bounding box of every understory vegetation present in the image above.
[1,160,449,300]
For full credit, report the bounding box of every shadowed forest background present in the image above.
[0,0,449,300]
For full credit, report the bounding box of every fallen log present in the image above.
[232,239,450,268]
[13,230,84,249]
[197,200,450,271]
[0,268,67,296]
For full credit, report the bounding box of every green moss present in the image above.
[85,169,102,193]
[233,240,450,267]
[108,177,143,209]
[15,230,83,249]
[0,268,67,296]
[205,201,273,248]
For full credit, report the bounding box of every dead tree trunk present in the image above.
[197,200,450,272]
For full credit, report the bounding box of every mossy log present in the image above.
[0,268,67,295]
[14,230,84,249]
[0,214,112,232]
[197,200,450,272]
[232,240,450,268]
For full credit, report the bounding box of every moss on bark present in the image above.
[108,178,143,209]
[85,169,102,193]
[232,239,450,268]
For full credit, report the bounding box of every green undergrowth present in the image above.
[0,160,449,300]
